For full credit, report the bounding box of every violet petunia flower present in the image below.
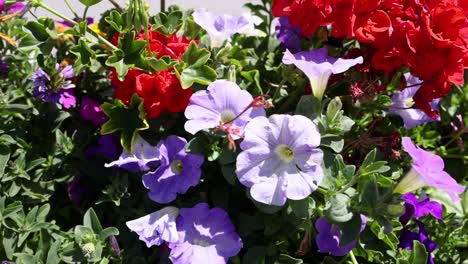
[105,134,159,173]
[31,65,76,108]
[275,17,305,52]
[57,17,94,28]
[192,8,261,48]
[85,134,121,160]
[394,137,465,202]
[143,136,204,204]
[388,74,440,129]
[184,80,265,139]
[236,114,324,206]
[315,215,366,256]
[0,0,25,14]
[126,206,180,247]
[168,203,242,264]
[282,48,363,101]
[80,97,107,126]
[399,220,437,264]
[399,193,443,225]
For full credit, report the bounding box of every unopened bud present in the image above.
[82,242,95,257]
[386,204,405,217]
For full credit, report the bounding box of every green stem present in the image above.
[443,130,464,148]
[82,6,89,21]
[349,251,359,264]
[439,154,468,160]
[64,0,80,18]
[338,176,358,194]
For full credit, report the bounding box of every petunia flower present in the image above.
[0,59,8,76]
[0,0,25,14]
[399,193,443,225]
[388,73,440,129]
[282,48,363,101]
[126,206,180,247]
[236,114,324,206]
[394,137,465,202]
[168,203,242,264]
[315,215,367,256]
[399,220,437,264]
[85,134,121,160]
[142,136,204,204]
[275,16,305,52]
[80,97,107,127]
[105,134,159,173]
[192,8,261,48]
[184,80,265,139]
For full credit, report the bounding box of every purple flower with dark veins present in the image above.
[399,193,443,225]
[399,220,437,264]
[142,136,204,204]
[168,203,242,264]
[394,137,465,202]
[236,114,324,206]
[275,17,305,52]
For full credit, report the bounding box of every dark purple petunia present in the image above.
[399,193,443,225]
[399,220,437,264]
[0,60,8,76]
[80,97,107,127]
[67,175,91,206]
[275,16,305,52]
[85,134,121,160]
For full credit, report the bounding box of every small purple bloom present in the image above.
[399,220,437,264]
[56,17,94,28]
[126,206,180,247]
[168,203,242,264]
[142,136,203,204]
[80,97,107,126]
[0,0,25,14]
[31,65,76,108]
[389,74,440,129]
[184,80,265,139]
[105,134,159,173]
[275,17,305,52]
[236,114,324,206]
[85,134,121,160]
[315,215,366,256]
[394,137,465,202]
[58,88,76,109]
[399,193,443,225]
[109,235,120,256]
[67,175,90,206]
[282,48,363,100]
[0,60,8,76]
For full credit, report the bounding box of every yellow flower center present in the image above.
[170,160,183,175]
[405,98,415,108]
[275,144,294,163]
[220,109,236,123]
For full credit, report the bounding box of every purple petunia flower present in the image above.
[0,60,8,76]
[275,17,305,52]
[236,114,324,206]
[282,48,363,100]
[126,206,180,247]
[394,137,465,202]
[105,134,159,173]
[399,220,437,264]
[168,203,243,264]
[184,80,265,139]
[67,175,90,206]
[80,97,107,126]
[0,0,25,14]
[388,74,440,129]
[315,215,367,256]
[31,65,76,108]
[399,193,443,225]
[56,17,94,28]
[192,9,260,48]
[85,134,121,160]
[142,136,204,204]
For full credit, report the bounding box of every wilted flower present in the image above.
[282,48,363,100]
[394,137,465,202]
[388,74,440,129]
[315,215,367,256]
[126,206,180,247]
[142,136,204,204]
[236,114,324,206]
[399,193,443,225]
[168,203,242,264]
[399,220,437,264]
[80,97,107,127]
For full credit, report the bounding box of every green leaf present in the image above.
[83,208,103,233]
[104,10,126,32]
[25,21,50,42]
[325,193,353,223]
[338,214,364,246]
[181,41,211,67]
[151,10,183,36]
[105,32,147,80]
[295,95,322,120]
[99,227,119,241]
[101,95,149,153]
[289,197,315,219]
[409,241,428,264]
[79,0,103,7]
[178,65,218,89]
[275,254,303,264]
[147,56,178,72]
[321,134,344,153]
[70,39,96,71]
[0,143,10,178]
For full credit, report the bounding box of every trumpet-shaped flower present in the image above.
[394,137,465,202]
[142,136,204,204]
[282,48,363,100]
[236,114,324,206]
[399,193,443,225]
[126,206,180,247]
[184,80,265,139]
[168,203,242,264]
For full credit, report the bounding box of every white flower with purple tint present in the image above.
[282,48,363,100]
[193,8,260,48]
[105,134,159,173]
[388,74,440,129]
[168,203,242,264]
[236,114,324,206]
[126,206,180,247]
[142,136,204,204]
[394,137,465,202]
[184,80,265,139]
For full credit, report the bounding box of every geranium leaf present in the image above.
[79,0,103,7]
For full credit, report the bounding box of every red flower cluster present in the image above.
[273,0,468,117]
[109,29,193,119]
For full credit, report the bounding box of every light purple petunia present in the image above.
[394,137,466,202]
[0,0,25,14]
[315,215,366,256]
[126,206,180,247]
[282,48,363,100]
[80,97,107,126]
[192,8,260,48]
[105,134,159,173]
[399,193,443,225]
[388,74,440,129]
[142,136,204,204]
[184,80,265,139]
[236,114,324,206]
[168,203,243,264]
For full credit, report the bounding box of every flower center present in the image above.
[192,238,211,247]
[405,98,415,108]
[275,144,294,163]
[170,160,183,175]
[220,109,236,123]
